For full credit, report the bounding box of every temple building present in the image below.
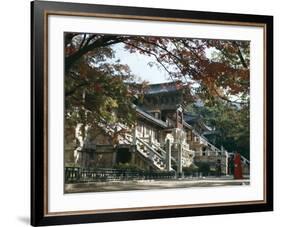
[65,81,250,176]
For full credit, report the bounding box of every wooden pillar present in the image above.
[165,139,172,171]
[177,143,183,176]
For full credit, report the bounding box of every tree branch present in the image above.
[65,81,89,97]
[65,36,129,72]
[233,42,248,68]
[78,34,87,50]
[212,86,248,105]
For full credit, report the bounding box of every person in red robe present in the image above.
[234,151,243,179]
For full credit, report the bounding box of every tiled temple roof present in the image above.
[135,106,168,128]
[144,81,184,95]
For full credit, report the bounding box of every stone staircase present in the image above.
[121,133,176,171]
[192,132,250,165]
[190,133,250,175]
[97,122,169,170]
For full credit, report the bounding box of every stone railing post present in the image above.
[178,143,183,176]
[149,134,153,146]
[224,150,229,175]
[132,127,137,146]
[165,139,172,171]
[131,127,137,165]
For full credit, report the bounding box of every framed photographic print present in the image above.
[31,0,273,226]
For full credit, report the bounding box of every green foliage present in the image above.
[187,100,250,159]
[65,163,81,168]
[182,164,199,175]
[195,162,211,176]
[65,61,138,142]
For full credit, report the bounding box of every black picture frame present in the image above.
[31,0,273,226]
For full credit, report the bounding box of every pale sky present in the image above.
[111,43,216,84]
[112,43,171,84]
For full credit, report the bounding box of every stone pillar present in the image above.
[149,134,153,146]
[148,148,154,162]
[132,127,137,145]
[131,152,136,165]
[165,139,172,171]
[112,150,117,165]
[131,127,137,165]
[225,151,229,175]
[177,143,183,176]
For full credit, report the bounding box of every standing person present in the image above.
[228,156,234,175]
[234,151,243,179]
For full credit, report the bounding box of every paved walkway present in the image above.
[65,177,250,193]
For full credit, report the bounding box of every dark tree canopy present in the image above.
[65,33,249,103]
[64,32,250,154]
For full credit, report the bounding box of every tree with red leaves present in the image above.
[64,32,250,165]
